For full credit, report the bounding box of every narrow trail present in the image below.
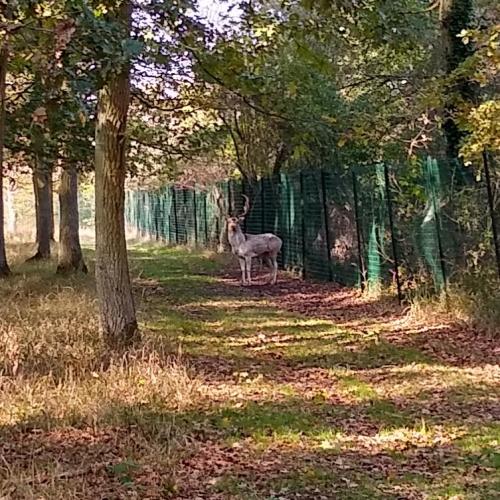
[136,249,500,499]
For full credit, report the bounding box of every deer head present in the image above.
[227,195,250,233]
[216,189,250,234]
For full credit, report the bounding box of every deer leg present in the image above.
[238,257,247,285]
[271,256,278,285]
[245,256,253,285]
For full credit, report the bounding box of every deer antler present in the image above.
[240,195,250,219]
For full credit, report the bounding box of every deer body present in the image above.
[219,193,282,285]
[228,224,282,285]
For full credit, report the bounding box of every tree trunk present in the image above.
[57,165,87,274]
[94,0,138,346]
[49,177,55,241]
[0,44,10,277]
[6,180,16,235]
[28,165,52,260]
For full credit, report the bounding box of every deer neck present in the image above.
[228,226,246,253]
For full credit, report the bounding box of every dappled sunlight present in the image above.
[365,363,500,400]
[2,244,499,497]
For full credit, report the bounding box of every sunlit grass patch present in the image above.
[282,338,430,369]
[208,401,330,444]
[335,372,378,401]
[363,363,500,404]
[456,423,500,469]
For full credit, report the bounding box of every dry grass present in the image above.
[409,270,500,336]
[0,244,201,498]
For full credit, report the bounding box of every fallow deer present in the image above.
[218,193,282,285]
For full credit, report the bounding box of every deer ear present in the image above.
[238,216,245,222]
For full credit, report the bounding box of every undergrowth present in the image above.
[410,269,500,335]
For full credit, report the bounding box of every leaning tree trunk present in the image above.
[28,164,52,260]
[57,165,87,274]
[94,0,138,346]
[0,44,10,277]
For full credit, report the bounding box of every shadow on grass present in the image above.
[2,394,499,499]
[130,246,500,370]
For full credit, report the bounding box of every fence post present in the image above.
[193,186,198,247]
[154,193,160,241]
[383,164,403,304]
[285,174,292,270]
[172,186,179,245]
[483,151,500,279]
[203,191,208,245]
[320,170,333,281]
[215,184,221,248]
[299,171,307,279]
[166,189,172,245]
[183,188,188,244]
[352,170,366,291]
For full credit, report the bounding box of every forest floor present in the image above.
[0,243,499,499]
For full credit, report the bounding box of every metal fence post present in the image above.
[320,170,333,281]
[483,151,500,279]
[299,171,307,279]
[203,191,208,245]
[183,188,188,244]
[352,170,366,291]
[383,164,403,304]
[154,193,160,241]
[193,186,198,247]
[215,185,221,248]
[172,186,179,245]
[166,189,172,245]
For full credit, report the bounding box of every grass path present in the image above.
[1,244,499,499]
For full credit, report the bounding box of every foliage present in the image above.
[455,21,500,163]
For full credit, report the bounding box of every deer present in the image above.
[218,193,282,286]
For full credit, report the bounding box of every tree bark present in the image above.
[0,44,10,277]
[6,179,16,235]
[28,165,52,260]
[49,177,55,241]
[57,165,87,274]
[94,0,138,346]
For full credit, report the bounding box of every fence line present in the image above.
[125,156,500,298]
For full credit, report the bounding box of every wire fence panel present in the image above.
[125,156,500,296]
[243,179,264,237]
[324,169,360,286]
[302,170,329,280]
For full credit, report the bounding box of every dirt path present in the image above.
[137,253,500,499]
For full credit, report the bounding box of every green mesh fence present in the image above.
[125,156,500,297]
